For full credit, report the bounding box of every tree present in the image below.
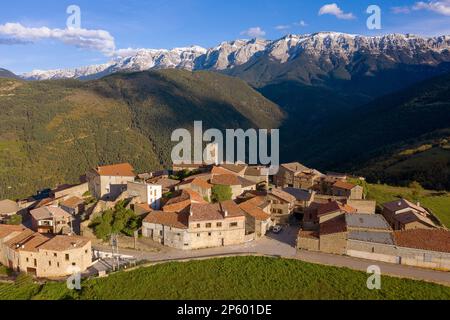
[211,185,233,203]
[409,181,424,200]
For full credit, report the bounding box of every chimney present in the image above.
[224,210,229,217]
[416,202,421,207]
[190,208,194,217]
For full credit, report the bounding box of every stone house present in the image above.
[60,196,85,216]
[127,181,162,210]
[177,177,213,202]
[87,163,136,200]
[273,162,323,190]
[210,174,256,200]
[142,201,246,250]
[238,196,272,238]
[267,188,296,224]
[282,187,315,213]
[0,225,92,278]
[382,199,440,230]
[30,206,73,234]
[52,183,89,201]
[331,181,364,200]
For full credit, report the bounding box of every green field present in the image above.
[0,257,449,300]
[365,183,450,228]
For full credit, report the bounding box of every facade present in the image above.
[273,162,323,190]
[238,196,272,238]
[52,183,89,201]
[87,163,136,200]
[331,181,364,200]
[177,177,213,202]
[282,187,315,213]
[0,225,92,278]
[267,188,296,224]
[127,181,162,210]
[142,201,246,250]
[382,199,440,230]
[60,196,85,216]
[210,174,257,200]
[30,206,73,234]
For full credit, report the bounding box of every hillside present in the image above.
[0,70,282,199]
[288,72,450,189]
[0,68,19,79]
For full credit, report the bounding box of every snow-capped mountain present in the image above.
[21,32,450,81]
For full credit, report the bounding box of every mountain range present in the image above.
[22,32,450,86]
[2,32,450,197]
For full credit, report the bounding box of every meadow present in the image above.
[0,257,449,300]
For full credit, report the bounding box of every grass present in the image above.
[0,257,449,300]
[365,183,450,228]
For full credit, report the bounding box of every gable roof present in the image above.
[60,196,84,209]
[269,188,296,203]
[239,197,270,221]
[37,235,90,251]
[281,162,309,173]
[179,177,213,190]
[345,214,391,230]
[394,229,450,253]
[333,181,358,191]
[220,164,247,174]
[0,224,27,239]
[320,214,347,235]
[282,187,314,201]
[95,163,135,177]
[395,210,437,228]
[383,199,429,215]
[210,174,256,188]
[317,201,356,217]
[219,200,245,218]
[163,189,207,213]
[0,199,19,214]
[30,206,72,220]
[144,211,189,229]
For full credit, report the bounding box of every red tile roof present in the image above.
[143,211,189,229]
[96,163,135,177]
[38,235,90,251]
[394,229,450,253]
[320,215,347,235]
[317,201,356,217]
[333,181,358,190]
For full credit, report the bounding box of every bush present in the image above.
[5,214,22,225]
[211,185,232,203]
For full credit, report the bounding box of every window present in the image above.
[65,254,69,261]
[197,224,201,228]
[230,222,238,228]
[34,259,37,267]
[26,258,29,263]
[49,261,52,266]
[217,222,222,227]
[206,223,212,228]
[208,233,212,237]
[53,253,57,257]
[72,262,76,266]
[85,250,88,254]
[197,233,200,237]
[57,262,60,267]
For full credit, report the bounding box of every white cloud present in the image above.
[275,25,291,31]
[240,27,266,38]
[297,20,308,27]
[0,22,116,56]
[318,3,355,20]
[413,0,450,16]
[391,6,411,14]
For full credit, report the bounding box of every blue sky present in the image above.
[0,0,449,74]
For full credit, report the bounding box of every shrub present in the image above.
[211,185,232,203]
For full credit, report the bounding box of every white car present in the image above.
[272,225,283,234]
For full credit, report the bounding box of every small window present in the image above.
[197,233,200,237]
[72,262,76,266]
[208,233,212,237]
[57,262,60,267]
[230,222,238,228]
[65,254,69,261]
[49,261,51,266]
[85,250,88,254]
[206,223,212,228]
[197,224,201,228]
[217,222,222,227]
[53,253,57,257]
[26,258,29,263]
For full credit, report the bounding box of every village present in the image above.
[0,147,449,282]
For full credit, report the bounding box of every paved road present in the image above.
[93,226,450,287]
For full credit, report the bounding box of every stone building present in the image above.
[142,201,246,250]
[210,174,257,200]
[238,196,272,238]
[127,181,162,210]
[0,225,92,278]
[0,199,20,223]
[267,188,296,224]
[87,163,136,200]
[30,206,73,234]
[331,181,364,200]
[382,199,440,230]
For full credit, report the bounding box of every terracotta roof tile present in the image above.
[30,206,72,220]
[320,215,347,235]
[144,211,189,229]
[394,229,450,253]
[60,196,83,209]
[317,201,356,217]
[38,235,90,251]
[96,163,135,177]
[270,188,296,203]
[333,181,358,190]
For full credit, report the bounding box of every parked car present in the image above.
[272,225,283,234]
